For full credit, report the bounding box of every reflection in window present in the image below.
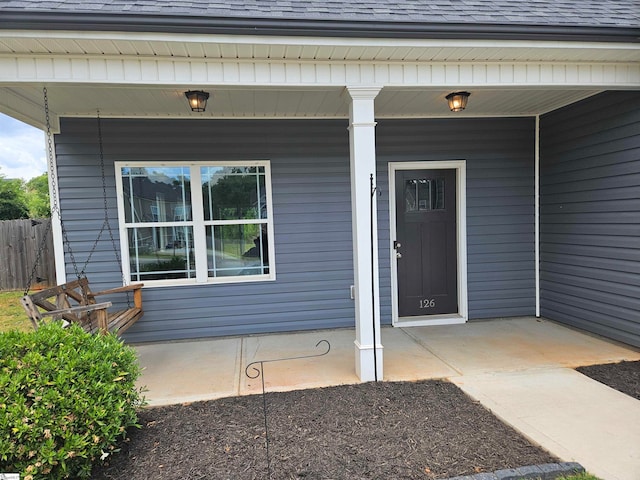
[122,167,194,282]
[202,166,266,221]
[207,224,269,277]
[202,166,269,279]
[122,166,191,223]
[128,226,195,281]
[404,178,445,212]
[118,162,273,284]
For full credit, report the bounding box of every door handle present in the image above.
[393,240,401,250]
[396,252,402,259]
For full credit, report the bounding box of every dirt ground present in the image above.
[577,360,640,400]
[92,380,557,480]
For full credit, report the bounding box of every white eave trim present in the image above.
[1,55,638,88]
[1,29,639,64]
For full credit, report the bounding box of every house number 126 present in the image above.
[420,299,436,309]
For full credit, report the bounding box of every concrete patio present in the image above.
[134,317,640,480]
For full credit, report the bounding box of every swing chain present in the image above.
[98,111,123,280]
[82,111,122,274]
[45,88,58,217]
[23,219,52,296]
[44,87,83,282]
[25,88,128,300]
[82,110,107,272]
[81,112,130,305]
[24,88,84,295]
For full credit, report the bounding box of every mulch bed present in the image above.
[577,360,640,401]
[92,380,557,479]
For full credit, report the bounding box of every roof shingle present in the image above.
[1,0,639,28]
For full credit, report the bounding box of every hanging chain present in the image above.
[45,88,83,282]
[82,113,124,275]
[23,220,52,296]
[82,111,107,274]
[45,88,58,219]
[25,90,129,301]
[98,111,124,281]
[24,88,82,295]
[80,112,131,305]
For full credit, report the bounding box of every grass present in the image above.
[0,290,32,333]
[558,473,601,480]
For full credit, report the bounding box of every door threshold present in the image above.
[394,313,467,328]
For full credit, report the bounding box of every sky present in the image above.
[0,112,47,181]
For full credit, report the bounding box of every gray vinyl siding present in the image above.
[540,91,640,347]
[376,118,536,320]
[55,118,355,342]
[55,116,535,342]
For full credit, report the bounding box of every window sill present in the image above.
[131,274,276,288]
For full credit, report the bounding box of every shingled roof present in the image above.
[1,0,639,41]
[2,0,639,27]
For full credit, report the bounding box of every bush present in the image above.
[0,323,145,479]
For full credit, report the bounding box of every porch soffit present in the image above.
[0,85,605,122]
[0,31,638,128]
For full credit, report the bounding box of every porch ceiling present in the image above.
[0,84,602,127]
[0,30,637,128]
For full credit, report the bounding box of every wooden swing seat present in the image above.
[21,277,144,336]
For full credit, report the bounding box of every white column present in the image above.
[347,86,383,382]
[45,130,66,285]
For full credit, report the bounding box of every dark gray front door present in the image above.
[395,169,457,317]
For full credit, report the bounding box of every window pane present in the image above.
[201,166,267,221]
[122,166,192,223]
[128,226,195,281]
[207,224,269,277]
[431,178,445,210]
[404,178,445,212]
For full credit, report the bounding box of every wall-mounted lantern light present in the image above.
[184,90,210,112]
[445,91,470,112]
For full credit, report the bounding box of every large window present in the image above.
[116,161,274,286]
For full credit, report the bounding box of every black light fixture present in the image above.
[446,91,470,112]
[184,90,210,112]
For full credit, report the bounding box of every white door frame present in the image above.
[389,160,468,327]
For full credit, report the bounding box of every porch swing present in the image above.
[20,88,144,336]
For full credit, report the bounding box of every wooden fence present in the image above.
[0,218,56,291]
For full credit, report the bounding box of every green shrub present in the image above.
[0,323,145,479]
[140,256,187,279]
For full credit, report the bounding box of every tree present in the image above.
[25,173,50,218]
[0,172,29,220]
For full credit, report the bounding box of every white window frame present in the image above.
[115,160,276,287]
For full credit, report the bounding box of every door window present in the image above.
[404,178,445,212]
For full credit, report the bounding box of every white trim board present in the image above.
[535,115,541,317]
[46,130,66,285]
[388,160,468,327]
[1,56,638,88]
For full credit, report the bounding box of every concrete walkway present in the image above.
[134,317,640,480]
